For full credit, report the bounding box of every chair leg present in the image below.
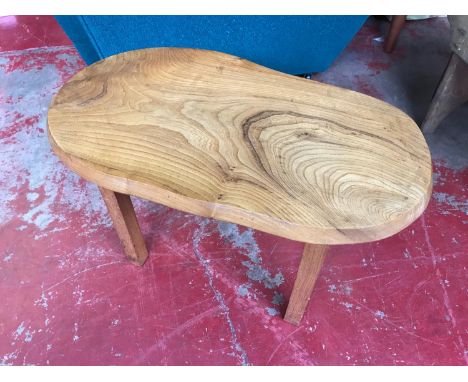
[422,53,468,133]
[384,15,406,53]
[99,187,149,266]
[284,243,328,325]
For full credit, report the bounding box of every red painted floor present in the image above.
[0,16,467,366]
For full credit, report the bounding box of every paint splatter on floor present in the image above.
[0,16,467,365]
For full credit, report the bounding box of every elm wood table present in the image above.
[47,48,432,325]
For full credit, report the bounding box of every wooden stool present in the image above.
[47,48,432,325]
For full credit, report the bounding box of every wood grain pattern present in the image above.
[99,187,148,265]
[47,48,432,245]
[284,244,328,325]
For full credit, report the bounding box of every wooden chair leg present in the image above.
[384,15,406,53]
[422,53,468,133]
[284,243,328,325]
[99,187,149,266]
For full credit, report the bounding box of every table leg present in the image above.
[384,15,406,53]
[422,53,468,133]
[284,243,328,325]
[99,187,149,266]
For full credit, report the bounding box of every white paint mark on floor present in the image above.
[73,322,79,342]
[375,310,386,319]
[3,253,14,262]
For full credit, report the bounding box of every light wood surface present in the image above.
[99,187,148,265]
[48,48,432,245]
[284,243,328,325]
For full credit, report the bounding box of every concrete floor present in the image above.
[0,16,467,365]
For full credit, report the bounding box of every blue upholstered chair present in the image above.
[56,16,367,74]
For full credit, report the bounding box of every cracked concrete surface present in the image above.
[0,16,467,365]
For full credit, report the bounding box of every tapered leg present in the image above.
[384,15,406,53]
[422,53,468,133]
[284,243,328,325]
[99,187,148,266]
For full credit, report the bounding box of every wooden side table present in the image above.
[48,48,432,325]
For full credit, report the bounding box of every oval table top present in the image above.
[48,48,432,245]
